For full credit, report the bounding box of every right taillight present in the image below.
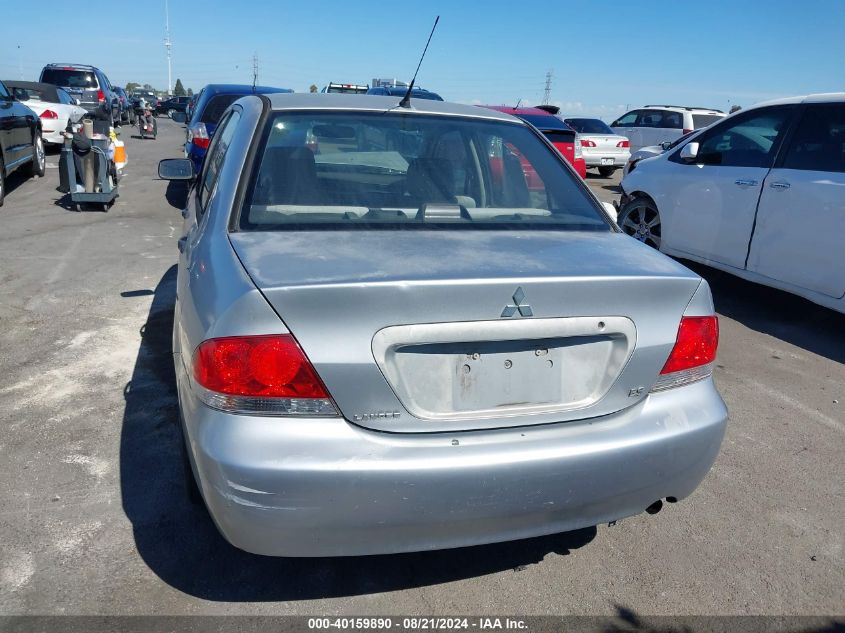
[617,140,630,148]
[652,316,719,391]
[189,123,210,149]
[192,334,338,416]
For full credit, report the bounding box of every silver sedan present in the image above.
[563,117,631,177]
[159,93,727,557]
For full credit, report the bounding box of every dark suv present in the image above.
[157,96,190,117]
[38,63,120,126]
[0,80,45,206]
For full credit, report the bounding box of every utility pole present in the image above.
[252,54,259,89]
[164,0,172,96]
[542,69,553,105]
[17,45,22,80]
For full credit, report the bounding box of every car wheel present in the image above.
[29,135,46,178]
[167,108,175,118]
[599,166,616,178]
[618,197,662,249]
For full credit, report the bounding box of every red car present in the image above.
[478,106,587,179]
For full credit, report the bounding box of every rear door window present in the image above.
[781,104,845,174]
[198,109,242,213]
[661,111,683,129]
[692,114,723,129]
[636,110,666,128]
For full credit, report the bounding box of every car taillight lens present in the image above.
[617,140,630,148]
[652,316,719,391]
[40,110,59,119]
[97,90,105,102]
[189,123,210,149]
[192,334,337,416]
[682,128,693,134]
[580,139,596,147]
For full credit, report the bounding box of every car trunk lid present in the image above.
[229,230,702,432]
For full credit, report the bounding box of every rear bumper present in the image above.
[177,361,727,557]
[582,149,631,168]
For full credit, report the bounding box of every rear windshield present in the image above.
[240,112,607,232]
[564,118,614,135]
[692,114,723,129]
[200,94,242,124]
[517,114,570,131]
[542,130,575,145]
[40,69,97,89]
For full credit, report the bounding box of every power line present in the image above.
[542,69,553,105]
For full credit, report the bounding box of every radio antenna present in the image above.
[398,16,440,109]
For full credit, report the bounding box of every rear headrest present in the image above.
[255,146,320,205]
[406,158,456,203]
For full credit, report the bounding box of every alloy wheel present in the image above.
[620,201,661,249]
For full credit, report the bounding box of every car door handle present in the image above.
[177,237,187,253]
[769,181,791,190]
[735,179,758,187]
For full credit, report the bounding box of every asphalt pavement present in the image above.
[0,119,842,617]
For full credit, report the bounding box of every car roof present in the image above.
[642,105,724,113]
[264,93,522,122]
[200,84,293,97]
[482,105,558,118]
[43,63,99,71]
[750,92,845,108]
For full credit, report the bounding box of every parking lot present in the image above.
[0,117,842,616]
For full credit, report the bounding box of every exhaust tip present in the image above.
[645,500,663,515]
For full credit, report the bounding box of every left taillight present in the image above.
[39,110,59,119]
[652,316,719,391]
[580,139,597,147]
[192,334,338,416]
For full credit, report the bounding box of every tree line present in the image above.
[124,79,192,97]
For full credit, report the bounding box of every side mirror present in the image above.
[171,111,187,123]
[158,158,194,181]
[679,142,699,162]
[660,141,673,150]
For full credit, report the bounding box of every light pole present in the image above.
[17,45,22,80]
[164,0,172,96]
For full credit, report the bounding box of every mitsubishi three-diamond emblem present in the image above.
[501,287,533,318]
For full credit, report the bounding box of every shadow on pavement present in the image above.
[120,265,597,602]
[681,260,845,365]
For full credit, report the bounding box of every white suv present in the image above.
[610,106,725,153]
[617,93,845,314]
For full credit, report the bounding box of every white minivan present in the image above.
[618,93,845,314]
[611,106,725,153]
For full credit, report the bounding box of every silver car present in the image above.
[158,93,727,557]
[562,117,631,177]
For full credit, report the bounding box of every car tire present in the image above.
[598,166,616,178]
[167,108,175,118]
[28,135,46,178]
[617,196,662,249]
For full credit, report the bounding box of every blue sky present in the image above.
[2,0,843,120]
